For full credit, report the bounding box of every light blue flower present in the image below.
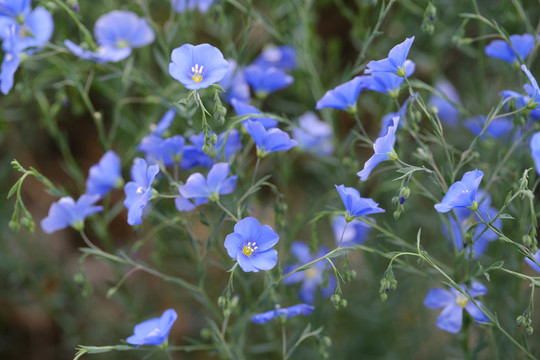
[442,190,502,258]
[169,43,229,90]
[315,76,368,112]
[85,150,123,198]
[292,112,334,155]
[230,98,278,128]
[65,10,154,63]
[178,162,237,203]
[332,216,371,245]
[244,64,293,96]
[126,309,178,346]
[525,251,540,274]
[335,185,385,220]
[137,135,185,167]
[464,115,513,140]
[485,34,535,65]
[283,242,334,303]
[245,120,297,157]
[252,45,297,72]
[377,97,412,138]
[357,116,399,181]
[220,59,250,104]
[428,80,461,127]
[224,217,279,272]
[123,158,159,225]
[251,304,315,324]
[530,132,540,175]
[424,282,489,333]
[434,169,484,213]
[180,129,242,170]
[172,0,216,13]
[0,1,53,53]
[365,61,415,97]
[41,194,103,234]
[365,36,415,77]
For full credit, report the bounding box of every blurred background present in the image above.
[1,0,540,359]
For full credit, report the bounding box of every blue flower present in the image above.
[365,36,415,77]
[292,112,334,155]
[41,194,103,234]
[283,242,334,303]
[230,98,278,128]
[224,217,279,272]
[85,150,123,198]
[220,59,251,104]
[434,169,484,213]
[377,97,412,138]
[178,162,237,204]
[251,304,315,324]
[485,34,535,65]
[424,282,489,333]
[530,132,540,175]
[180,129,242,170]
[150,109,176,136]
[464,115,513,140]
[357,116,399,181]
[252,45,297,72]
[428,80,461,127]
[244,64,293,97]
[335,185,385,219]
[364,72,406,98]
[245,120,297,157]
[442,190,502,258]
[137,135,185,167]
[0,1,53,53]
[525,251,540,274]
[172,0,216,13]
[65,10,154,63]
[332,216,371,245]
[169,43,229,90]
[123,158,159,225]
[126,309,177,346]
[315,76,368,112]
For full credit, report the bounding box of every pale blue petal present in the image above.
[424,288,453,308]
[249,249,278,270]
[436,304,463,333]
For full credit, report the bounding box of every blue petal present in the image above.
[283,304,315,319]
[10,7,53,52]
[95,11,154,48]
[290,242,312,263]
[233,217,261,243]
[174,195,198,212]
[244,65,293,94]
[530,132,540,175]
[263,129,297,153]
[41,197,77,234]
[249,249,278,271]
[255,224,279,251]
[251,309,277,324]
[224,233,244,259]
[465,302,489,323]
[428,80,461,127]
[316,76,367,111]
[434,169,483,213]
[237,252,258,272]
[436,304,463,333]
[158,309,178,334]
[468,282,487,298]
[245,120,267,148]
[0,51,19,95]
[357,154,389,181]
[231,99,277,128]
[388,36,415,68]
[86,150,122,197]
[253,45,297,72]
[485,39,516,63]
[131,158,149,185]
[424,288,453,308]
[152,109,176,136]
[179,173,210,199]
[525,251,540,274]
[206,162,230,192]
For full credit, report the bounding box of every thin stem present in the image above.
[281,324,287,360]
[216,200,240,222]
[338,220,349,248]
[251,157,261,188]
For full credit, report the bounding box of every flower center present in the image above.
[191,64,203,82]
[136,186,144,194]
[455,293,468,307]
[305,267,317,279]
[242,241,258,256]
[5,54,13,62]
[116,39,130,49]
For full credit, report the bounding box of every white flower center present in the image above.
[242,241,258,256]
[191,64,203,82]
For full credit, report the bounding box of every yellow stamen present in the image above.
[242,241,258,256]
[136,186,144,194]
[191,64,203,82]
[455,293,468,307]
